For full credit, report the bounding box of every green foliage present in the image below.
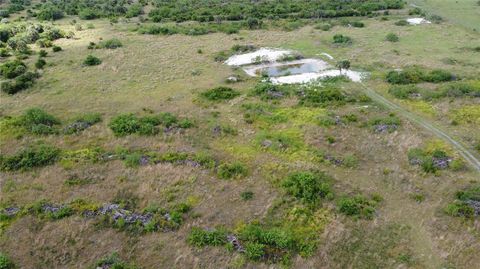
[244,242,265,260]
[35,58,46,69]
[368,115,401,132]
[108,114,163,136]
[1,71,39,94]
[298,86,346,107]
[395,19,408,26]
[241,191,254,200]
[200,87,240,101]
[64,113,102,134]
[386,33,399,42]
[125,4,143,18]
[388,85,420,99]
[187,227,227,247]
[0,252,14,269]
[37,4,64,21]
[332,34,352,44]
[83,55,101,66]
[91,253,138,269]
[52,45,62,52]
[407,146,454,173]
[337,195,380,219]
[445,185,480,218]
[14,108,60,135]
[97,38,123,49]
[0,144,60,171]
[217,162,248,179]
[0,59,26,79]
[386,67,454,84]
[251,82,292,100]
[282,172,332,205]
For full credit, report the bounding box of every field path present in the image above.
[359,82,480,173]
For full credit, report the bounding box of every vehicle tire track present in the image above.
[359,82,480,173]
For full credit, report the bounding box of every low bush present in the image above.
[407,147,455,173]
[388,85,420,99]
[35,58,47,69]
[386,33,399,42]
[445,185,480,218]
[97,38,123,49]
[241,191,254,200]
[188,227,227,247]
[83,55,101,66]
[298,86,346,107]
[315,23,332,31]
[217,162,247,179]
[109,112,191,136]
[52,45,62,52]
[91,253,138,269]
[1,71,39,94]
[0,59,26,79]
[337,195,381,219]
[332,34,352,44]
[200,87,240,101]
[251,82,292,100]
[0,144,60,171]
[282,172,333,205]
[386,67,454,84]
[64,113,102,134]
[0,252,14,269]
[394,20,408,26]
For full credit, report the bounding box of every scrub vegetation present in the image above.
[0,0,479,268]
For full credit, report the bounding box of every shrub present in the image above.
[64,113,102,134]
[125,3,143,18]
[16,108,60,134]
[394,20,408,26]
[299,86,346,107]
[0,144,60,171]
[388,85,420,99]
[251,82,292,100]
[79,8,98,20]
[332,34,352,44]
[0,252,14,269]
[91,253,138,269]
[98,38,122,49]
[282,172,332,205]
[83,55,101,66]
[351,21,365,28]
[217,162,247,179]
[338,195,379,219]
[39,50,48,57]
[52,45,62,52]
[386,67,454,84]
[37,4,64,21]
[1,71,39,94]
[200,87,240,101]
[245,242,265,260]
[0,59,26,79]
[241,191,254,200]
[109,114,144,136]
[188,227,227,247]
[386,33,399,42]
[35,58,46,69]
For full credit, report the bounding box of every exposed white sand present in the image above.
[243,58,329,77]
[225,48,293,66]
[270,70,365,85]
[407,18,431,25]
[319,52,334,60]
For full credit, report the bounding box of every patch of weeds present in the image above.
[407,145,459,173]
[217,162,248,179]
[240,191,254,201]
[27,200,74,220]
[3,108,61,136]
[188,227,228,247]
[0,252,14,269]
[385,33,399,42]
[212,123,238,136]
[337,194,382,219]
[450,105,480,126]
[250,81,293,100]
[445,185,480,219]
[63,113,101,134]
[200,86,240,101]
[0,143,60,171]
[386,66,455,84]
[90,252,138,269]
[241,103,286,126]
[368,114,401,133]
[109,112,192,136]
[298,85,346,107]
[256,129,304,153]
[282,171,333,206]
[410,193,426,203]
[60,147,104,168]
[96,38,122,49]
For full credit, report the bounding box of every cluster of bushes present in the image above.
[200,86,241,101]
[282,172,333,205]
[34,0,144,21]
[388,81,480,100]
[213,44,257,62]
[0,143,60,171]
[1,108,101,136]
[147,0,403,23]
[138,22,243,36]
[88,38,123,49]
[250,82,293,100]
[337,194,382,219]
[298,86,347,107]
[217,162,248,179]
[0,59,39,94]
[108,112,193,136]
[445,185,480,219]
[332,34,352,45]
[386,66,455,84]
[90,253,138,269]
[368,114,401,133]
[0,23,66,54]
[0,0,30,18]
[407,147,463,173]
